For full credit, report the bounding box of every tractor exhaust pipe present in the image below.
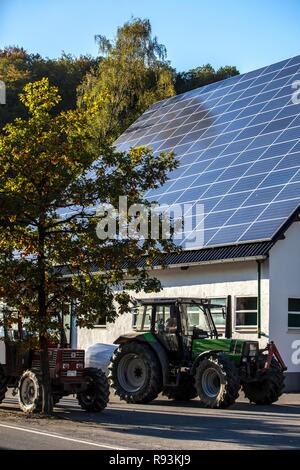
[225,295,232,339]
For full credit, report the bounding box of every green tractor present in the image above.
[108,297,287,408]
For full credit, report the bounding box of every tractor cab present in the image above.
[134,298,224,359]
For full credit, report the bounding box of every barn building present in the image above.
[75,55,300,391]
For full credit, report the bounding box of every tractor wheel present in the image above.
[18,370,44,413]
[77,368,109,412]
[242,358,285,405]
[163,372,197,401]
[0,365,7,404]
[108,342,162,403]
[195,355,240,408]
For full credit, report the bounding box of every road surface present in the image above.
[0,393,300,450]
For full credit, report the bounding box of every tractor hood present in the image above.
[114,332,157,345]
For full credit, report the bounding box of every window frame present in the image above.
[94,316,107,328]
[288,297,300,330]
[235,295,258,330]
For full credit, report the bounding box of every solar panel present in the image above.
[114,56,300,249]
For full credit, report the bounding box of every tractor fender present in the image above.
[114,333,170,385]
[191,350,223,375]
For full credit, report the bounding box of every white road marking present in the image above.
[0,423,131,450]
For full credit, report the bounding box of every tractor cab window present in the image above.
[210,298,227,328]
[155,304,180,352]
[156,305,177,334]
[181,303,211,337]
[0,306,23,341]
[134,305,152,331]
[6,322,21,341]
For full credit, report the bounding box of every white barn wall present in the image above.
[77,260,269,350]
[78,311,133,349]
[269,221,300,390]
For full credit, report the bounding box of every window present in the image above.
[235,297,257,329]
[288,298,300,329]
[95,316,107,327]
[186,304,209,332]
[184,298,226,331]
[210,298,227,328]
[155,305,174,334]
[133,305,152,331]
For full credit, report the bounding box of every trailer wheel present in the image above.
[77,368,109,412]
[108,342,162,403]
[18,370,43,413]
[163,372,197,401]
[242,358,285,405]
[195,355,240,408]
[0,365,7,404]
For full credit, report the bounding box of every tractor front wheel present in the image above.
[195,355,240,408]
[163,372,197,401]
[108,342,162,403]
[77,368,109,412]
[242,358,285,405]
[18,370,43,413]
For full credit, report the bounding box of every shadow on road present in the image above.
[1,396,300,449]
[52,399,300,449]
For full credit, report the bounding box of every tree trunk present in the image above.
[39,334,53,414]
[38,223,53,415]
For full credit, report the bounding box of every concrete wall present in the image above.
[77,311,132,349]
[269,221,300,391]
[77,259,269,350]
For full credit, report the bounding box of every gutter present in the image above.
[157,255,268,269]
[60,255,268,279]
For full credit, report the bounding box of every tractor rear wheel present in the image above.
[108,342,162,403]
[195,355,240,408]
[242,358,285,405]
[163,372,197,401]
[77,367,109,412]
[0,365,7,404]
[18,370,43,413]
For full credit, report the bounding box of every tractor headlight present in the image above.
[76,363,83,369]
[62,363,70,370]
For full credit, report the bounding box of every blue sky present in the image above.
[0,0,299,74]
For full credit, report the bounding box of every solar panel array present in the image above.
[114,55,300,248]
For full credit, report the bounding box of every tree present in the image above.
[77,18,176,143]
[175,64,239,94]
[0,78,177,414]
[0,47,99,128]
[0,25,239,132]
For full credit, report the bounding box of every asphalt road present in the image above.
[0,392,300,450]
